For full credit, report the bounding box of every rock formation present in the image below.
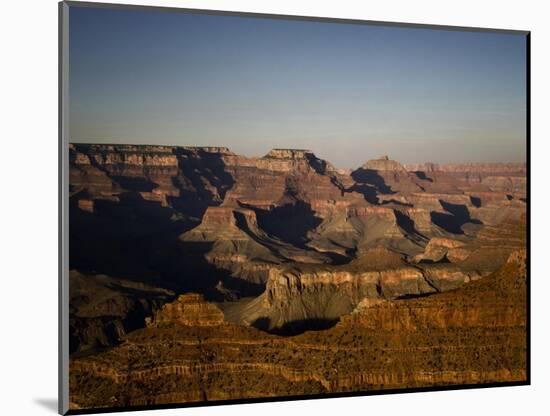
[69,249,527,409]
[146,293,225,327]
[69,270,174,353]
[68,143,527,410]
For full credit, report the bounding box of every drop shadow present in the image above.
[33,398,57,413]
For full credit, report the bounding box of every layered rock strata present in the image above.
[69,250,527,409]
[68,143,528,394]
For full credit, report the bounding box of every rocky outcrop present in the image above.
[264,148,314,160]
[413,238,466,263]
[347,249,526,330]
[180,205,329,271]
[70,144,181,202]
[403,162,527,197]
[482,175,527,194]
[404,162,526,175]
[180,207,256,242]
[363,155,409,172]
[146,293,225,327]
[224,252,484,333]
[352,156,423,194]
[69,271,174,353]
[307,205,425,256]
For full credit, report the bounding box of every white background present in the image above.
[1,0,547,414]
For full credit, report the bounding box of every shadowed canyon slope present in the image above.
[68,144,527,409]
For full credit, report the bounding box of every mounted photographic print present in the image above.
[59,1,530,414]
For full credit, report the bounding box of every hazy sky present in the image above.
[69,6,527,168]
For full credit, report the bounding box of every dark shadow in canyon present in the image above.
[170,148,235,219]
[381,199,413,207]
[470,196,482,208]
[110,176,158,192]
[71,198,258,298]
[351,168,394,194]
[68,150,254,355]
[347,183,379,204]
[251,201,323,247]
[314,249,352,266]
[69,190,264,353]
[70,192,195,284]
[174,147,234,200]
[305,153,346,193]
[394,210,427,240]
[395,291,439,300]
[69,301,159,354]
[412,171,433,182]
[251,317,340,336]
[430,200,482,234]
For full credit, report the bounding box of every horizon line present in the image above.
[69,141,527,168]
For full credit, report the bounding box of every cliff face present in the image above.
[347,249,526,330]
[70,144,181,203]
[352,156,423,194]
[404,162,526,174]
[69,271,174,353]
[223,257,485,333]
[146,293,225,327]
[69,249,527,409]
[403,162,527,197]
[363,155,410,172]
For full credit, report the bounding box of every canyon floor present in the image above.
[67,144,527,410]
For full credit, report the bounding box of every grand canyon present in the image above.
[67,144,527,410]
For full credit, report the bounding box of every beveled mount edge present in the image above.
[58,2,531,414]
[59,1,70,414]
[62,0,530,35]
